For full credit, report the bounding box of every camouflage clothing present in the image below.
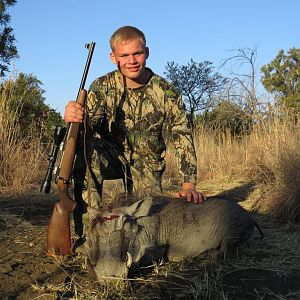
[84,68,197,200]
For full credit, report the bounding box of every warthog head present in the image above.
[84,197,153,282]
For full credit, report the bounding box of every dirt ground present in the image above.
[0,184,299,300]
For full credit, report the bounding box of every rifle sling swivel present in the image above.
[58,176,70,184]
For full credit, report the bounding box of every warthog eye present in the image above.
[124,214,136,224]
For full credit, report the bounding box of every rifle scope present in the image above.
[40,125,66,194]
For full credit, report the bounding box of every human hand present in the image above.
[175,182,207,204]
[64,101,84,123]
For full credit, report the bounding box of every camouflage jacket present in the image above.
[87,68,197,184]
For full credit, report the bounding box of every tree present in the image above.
[261,48,300,111]
[221,47,262,115]
[0,73,63,139]
[164,59,227,129]
[0,0,18,77]
[201,100,252,136]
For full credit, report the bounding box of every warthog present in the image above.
[82,196,263,281]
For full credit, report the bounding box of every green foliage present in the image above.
[0,72,63,139]
[164,59,227,129]
[261,48,300,111]
[200,100,252,136]
[0,0,18,76]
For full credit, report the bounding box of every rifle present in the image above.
[44,42,95,256]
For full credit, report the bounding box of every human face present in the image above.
[110,38,149,86]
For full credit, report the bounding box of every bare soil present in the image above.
[0,184,299,299]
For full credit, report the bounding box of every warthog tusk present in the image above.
[126,252,132,268]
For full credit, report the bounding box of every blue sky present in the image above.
[9,0,299,114]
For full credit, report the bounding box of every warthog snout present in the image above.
[93,259,129,281]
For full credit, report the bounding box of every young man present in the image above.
[64,26,206,206]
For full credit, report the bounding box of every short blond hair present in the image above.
[110,26,146,51]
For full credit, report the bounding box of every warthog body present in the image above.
[84,196,262,280]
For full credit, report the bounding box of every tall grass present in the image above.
[247,114,300,222]
[0,81,45,193]
[165,111,300,222]
[195,126,253,180]
[193,112,300,222]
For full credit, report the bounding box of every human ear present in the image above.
[110,51,117,64]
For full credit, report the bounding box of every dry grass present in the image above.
[192,113,300,223]
[195,126,253,181]
[247,117,300,222]
[0,81,46,193]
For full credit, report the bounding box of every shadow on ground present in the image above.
[212,181,256,203]
[0,192,56,227]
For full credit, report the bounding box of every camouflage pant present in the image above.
[73,138,163,208]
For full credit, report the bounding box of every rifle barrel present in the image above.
[77,42,96,100]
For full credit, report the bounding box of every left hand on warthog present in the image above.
[175,182,207,204]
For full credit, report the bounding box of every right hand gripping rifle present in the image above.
[43,42,95,256]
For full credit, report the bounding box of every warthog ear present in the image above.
[125,197,153,218]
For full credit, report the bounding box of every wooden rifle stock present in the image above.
[47,90,87,255]
[46,42,95,256]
